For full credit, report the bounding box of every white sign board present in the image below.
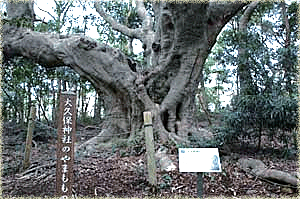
[179,148,221,172]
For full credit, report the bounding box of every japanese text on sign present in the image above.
[56,93,76,199]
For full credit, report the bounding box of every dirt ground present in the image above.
[2,122,299,198]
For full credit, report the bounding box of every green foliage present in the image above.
[110,130,145,156]
[159,174,172,189]
[3,17,33,28]
[35,0,75,34]
[101,0,142,29]
[220,94,298,147]
[188,133,222,148]
[95,0,145,68]
[111,143,117,154]
[210,2,299,150]
[275,45,298,94]
[79,115,94,125]
[2,58,51,123]
[215,2,298,96]
[127,132,146,156]
[34,20,56,32]
[199,42,233,113]
[217,29,274,95]
[96,0,137,49]
[175,143,187,149]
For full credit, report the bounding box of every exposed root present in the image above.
[238,158,298,188]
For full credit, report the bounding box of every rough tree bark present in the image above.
[3,1,247,145]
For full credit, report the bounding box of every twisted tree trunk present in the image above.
[3,1,247,145]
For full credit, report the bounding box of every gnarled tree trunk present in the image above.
[3,1,247,145]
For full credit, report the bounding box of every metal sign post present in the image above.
[56,92,77,199]
[179,148,221,199]
[197,172,203,198]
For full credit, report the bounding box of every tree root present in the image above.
[2,160,56,195]
[238,158,298,188]
[16,162,56,177]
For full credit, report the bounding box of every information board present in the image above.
[179,148,221,172]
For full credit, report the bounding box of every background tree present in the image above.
[213,1,298,153]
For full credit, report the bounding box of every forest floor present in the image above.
[2,121,299,198]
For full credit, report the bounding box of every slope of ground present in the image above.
[2,122,298,198]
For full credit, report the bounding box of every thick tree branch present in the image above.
[135,0,153,35]
[135,0,147,21]
[94,1,155,68]
[94,2,143,41]
[207,1,248,49]
[3,25,137,94]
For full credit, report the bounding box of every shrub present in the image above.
[218,94,298,149]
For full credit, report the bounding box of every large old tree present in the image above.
[3,1,248,145]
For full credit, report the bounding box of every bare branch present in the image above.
[61,2,73,27]
[94,2,143,41]
[34,2,56,21]
[135,0,154,34]
[61,1,70,13]
[33,18,48,25]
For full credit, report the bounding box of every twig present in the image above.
[16,161,56,177]
[32,139,37,150]
[171,185,184,192]
[34,2,56,21]
[84,125,101,130]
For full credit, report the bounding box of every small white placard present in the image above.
[179,148,221,172]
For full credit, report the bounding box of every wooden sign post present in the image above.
[23,105,36,170]
[143,111,157,187]
[56,92,76,199]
